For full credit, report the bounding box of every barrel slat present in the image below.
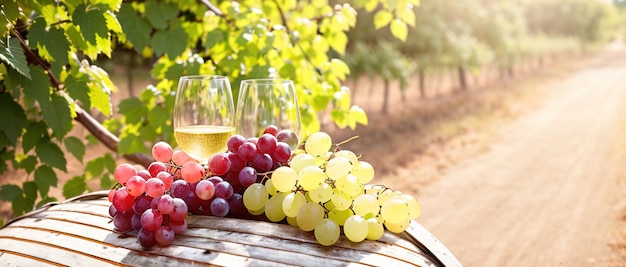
[1,219,295,267]
[22,208,428,266]
[0,237,117,266]
[0,250,65,267]
[0,193,453,267]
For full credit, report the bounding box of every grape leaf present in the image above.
[100,173,115,190]
[0,92,27,145]
[23,181,37,201]
[72,4,109,44]
[151,27,188,59]
[22,121,48,153]
[88,82,112,117]
[12,195,34,216]
[27,18,70,67]
[118,98,147,124]
[64,136,85,163]
[0,184,22,201]
[63,176,87,198]
[148,105,168,133]
[65,25,88,50]
[85,156,104,179]
[0,38,31,79]
[35,138,67,172]
[390,19,408,42]
[41,93,74,140]
[65,75,92,109]
[145,0,179,30]
[17,155,38,174]
[34,165,57,197]
[374,10,393,30]
[20,64,51,106]
[118,132,148,155]
[117,3,152,53]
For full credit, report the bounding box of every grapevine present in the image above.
[107,126,421,247]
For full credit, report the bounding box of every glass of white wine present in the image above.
[173,75,235,162]
[235,78,301,149]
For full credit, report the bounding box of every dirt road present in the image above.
[412,43,626,266]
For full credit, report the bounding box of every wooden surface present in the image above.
[0,191,462,267]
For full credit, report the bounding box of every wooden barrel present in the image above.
[0,191,461,267]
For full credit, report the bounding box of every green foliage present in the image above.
[0,0,415,219]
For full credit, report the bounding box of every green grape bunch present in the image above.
[243,130,421,246]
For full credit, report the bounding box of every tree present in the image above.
[0,0,416,218]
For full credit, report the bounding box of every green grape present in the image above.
[352,161,375,184]
[298,166,325,191]
[291,153,317,173]
[305,132,332,157]
[380,198,409,224]
[296,202,325,231]
[384,218,410,234]
[334,174,363,197]
[352,194,380,217]
[327,208,354,226]
[326,157,352,180]
[265,179,278,196]
[282,191,306,217]
[334,150,358,165]
[343,215,368,242]
[330,190,353,211]
[401,194,421,220]
[265,192,288,222]
[243,183,269,211]
[316,152,333,167]
[272,166,297,192]
[377,188,402,206]
[286,216,298,226]
[366,217,385,240]
[364,184,385,196]
[249,208,265,215]
[314,218,340,246]
[309,182,333,203]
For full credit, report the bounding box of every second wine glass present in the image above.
[235,78,302,149]
[173,75,235,162]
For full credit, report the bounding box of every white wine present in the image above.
[175,125,235,161]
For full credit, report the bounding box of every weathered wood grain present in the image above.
[0,191,461,267]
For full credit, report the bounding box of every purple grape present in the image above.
[155,226,175,246]
[131,213,143,231]
[157,194,175,214]
[168,219,188,235]
[227,152,246,171]
[257,134,277,154]
[109,204,118,217]
[133,194,153,215]
[113,210,133,233]
[238,166,257,187]
[276,130,299,149]
[228,193,246,215]
[264,125,279,136]
[137,228,157,248]
[273,142,291,162]
[170,179,192,198]
[252,153,273,172]
[141,209,163,232]
[170,198,188,221]
[238,142,257,161]
[181,191,201,211]
[227,134,246,153]
[207,176,224,185]
[210,198,229,217]
[214,181,234,199]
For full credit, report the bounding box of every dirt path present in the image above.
[413,43,626,266]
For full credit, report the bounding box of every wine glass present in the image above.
[235,78,302,149]
[173,75,235,162]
